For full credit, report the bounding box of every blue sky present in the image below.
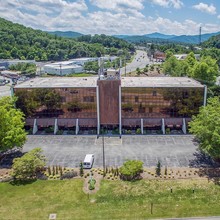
[0,0,220,35]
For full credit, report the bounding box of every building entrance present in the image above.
[100,124,119,135]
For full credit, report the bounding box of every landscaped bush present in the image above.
[136,128,141,134]
[119,160,143,181]
[125,130,132,134]
[56,130,63,135]
[12,148,46,181]
[45,126,54,134]
[60,170,78,180]
[166,128,170,134]
[112,128,119,134]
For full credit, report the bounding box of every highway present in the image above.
[120,50,151,75]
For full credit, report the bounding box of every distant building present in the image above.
[174,54,200,61]
[0,59,35,70]
[70,57,97,66]
[44,62,83,75]
[43,58,98,75]
[153,51,166,61]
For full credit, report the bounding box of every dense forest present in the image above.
[0,17,135,61]
[203,33,220,49]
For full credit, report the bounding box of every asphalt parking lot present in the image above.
[22,135,207,168]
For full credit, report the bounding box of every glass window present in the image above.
[152,91,157,96]
[83,96,94,102]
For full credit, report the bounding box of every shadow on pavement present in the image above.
[189,146,220,183]
[0,150,24,168]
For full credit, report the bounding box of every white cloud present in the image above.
[0,0,220,35]
[0,0,88,31]
[217,15,220,19]
[90,0,144,11]
[149,0,183,9]
[89,0,145,18]
[193,3,216,15]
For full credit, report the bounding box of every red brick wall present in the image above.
[98,80,120,125]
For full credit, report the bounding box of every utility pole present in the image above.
[125,60,127,77]
[199,26,202,45]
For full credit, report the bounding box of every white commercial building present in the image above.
[70,57,97,65]
[43,57,118,76]
[44,62,83,76]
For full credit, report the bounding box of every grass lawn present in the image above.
[0,179,220,219]
[68,73,96,77]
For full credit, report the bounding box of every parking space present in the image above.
[22,135,202,168]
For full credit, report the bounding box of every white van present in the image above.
[83,154,94,169]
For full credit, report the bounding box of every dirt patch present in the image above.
[82,169,102,194]
[0,169,11,176]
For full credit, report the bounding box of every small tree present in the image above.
[12,148,46,180]
[156,161,161,176]
[189,97,220,159]
[0,96,26,152]
[164,166,167,175]
[119,160,143,181]
[80,162,84,177]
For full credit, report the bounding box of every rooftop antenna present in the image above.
[199,26,202,45]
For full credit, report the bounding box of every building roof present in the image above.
[14,77,98,88]
[14,76,204,89]
[121,77,204,88]
[44,64,82,70]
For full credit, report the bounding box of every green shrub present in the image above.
[136,128,141,134]
[164,166,167,175]
[125,130,132,134]
[166,128,170,134]
[80,162,84,177]
[45,126,54,133]
[60,170,78,180]
[119,160,143,181]
[56,130,63,135]
[156,161,161,176]
[12,148,46,180]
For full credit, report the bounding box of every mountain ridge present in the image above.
[47,31,83,38]
[114,32,220,44]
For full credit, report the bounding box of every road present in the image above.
[120,50,151,75]
[0,76,12,98]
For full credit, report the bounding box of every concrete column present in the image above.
[75,119,79,135]
[33,119,38,135]
[119,85,122,135]
[162,118,165,135]
[96,85,100,135]
[141,118,143,134]
[203,85,207,106]
[182,118,186,134]
[54,118,58,135]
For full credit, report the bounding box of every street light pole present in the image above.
[102,134,105,175]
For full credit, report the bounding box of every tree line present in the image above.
[0,18,134,61]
